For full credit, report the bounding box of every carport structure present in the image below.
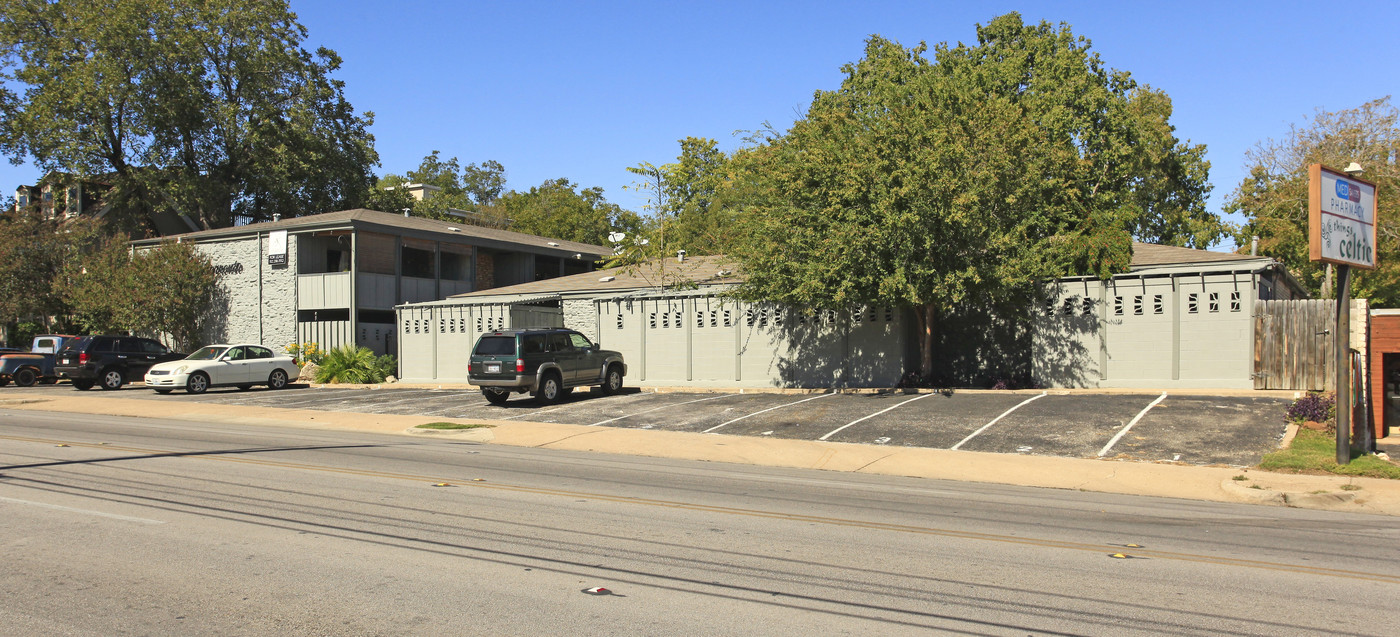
[394,255,907,388]
[1035,244,1308,389]
[397,245,1310,391]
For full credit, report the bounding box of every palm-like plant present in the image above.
[314,346,382,384]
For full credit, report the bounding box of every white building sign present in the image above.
[1309,164,1378,270]
[268,230,288,266]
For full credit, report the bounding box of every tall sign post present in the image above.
[1308,164,1378,464]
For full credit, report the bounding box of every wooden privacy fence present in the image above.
[1253,300,1335,390]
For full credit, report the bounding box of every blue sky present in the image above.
[5,1,1398,249]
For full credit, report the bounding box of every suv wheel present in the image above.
[482,387,510,405]
[71,379,94,391]
[100,368,125,390]
[602,365,623,395]
[533,372,563,404]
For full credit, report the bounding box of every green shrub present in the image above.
[373,354,397,381]
[315,346,393,384]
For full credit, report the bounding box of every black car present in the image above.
[54,336,186,390]
[467,328,626,404]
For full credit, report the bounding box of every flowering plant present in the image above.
[286,342,324,366]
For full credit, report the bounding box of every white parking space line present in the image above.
[588,394,733,426]
[1097,392,1168,457]
[702,393,835,433]
[817,393,934,441]
[0,496,165,524]
[949,392,1047,450]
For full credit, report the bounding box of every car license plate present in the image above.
[61,357,70,364]
[486,363,501,373]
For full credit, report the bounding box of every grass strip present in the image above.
[414,422,494,430]
[1259,428,1400,479]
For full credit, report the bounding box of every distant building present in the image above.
[14,174,111,220]
[385,182,503,227]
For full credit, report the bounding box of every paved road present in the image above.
[1,409,1395,635]
[15,383,1294,467]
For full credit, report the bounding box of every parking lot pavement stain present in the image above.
[956,394,1157,458]
[590,393,808,433]
[1097,393,1168,457]
[1121,396,1293,466]
[819,392,1033,449]
[705,393,836,433]
[818,393,933,440]
[590,393,732,426]
[949,392,1046,450]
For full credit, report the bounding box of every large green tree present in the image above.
[1229,97,1400,304]
[371,152,508,222]
[0,0,378,233]
[61,237,218,350]
[727,14,1221,378]
[0,208,104,329]
[496,178,642,247]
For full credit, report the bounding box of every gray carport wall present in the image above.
[1034,259,1307,389]
[395,285,909,388]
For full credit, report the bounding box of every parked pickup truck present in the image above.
[0,334,75,387]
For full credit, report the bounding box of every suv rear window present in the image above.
[474,336,516,356]
[58,337,90,353]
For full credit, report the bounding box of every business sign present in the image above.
[1309,164,1378,269]
[268,230,288,266]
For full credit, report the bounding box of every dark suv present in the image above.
[55,336,185,390]
[468,328,626,404]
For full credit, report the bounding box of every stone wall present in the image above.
[194,233,297,349]
[563,299,597,344]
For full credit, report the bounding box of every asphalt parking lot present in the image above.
[10,383,1295,467]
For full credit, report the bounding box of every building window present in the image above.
[1063,298,1076,316]
[1153,294,1163,315]
[1114,296,1123,316]
[401,246,435,279]
[1230,291,1241,312]
[617,314,624,330]
[1133,295,1143,316]
[1188,293,1198,314]
[723,310,732,327]
[1209,292,1220,313]
[1081,297,1095,317]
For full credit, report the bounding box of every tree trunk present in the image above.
[917,302,936,380]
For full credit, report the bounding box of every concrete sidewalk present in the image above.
[5,394,1398,517]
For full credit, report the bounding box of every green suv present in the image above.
[467,328,626,404]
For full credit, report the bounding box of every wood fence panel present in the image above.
[1253,300,1334,390]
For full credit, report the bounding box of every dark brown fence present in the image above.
[1253,300,1335,390]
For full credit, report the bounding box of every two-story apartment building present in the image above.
[130,208,607,356]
